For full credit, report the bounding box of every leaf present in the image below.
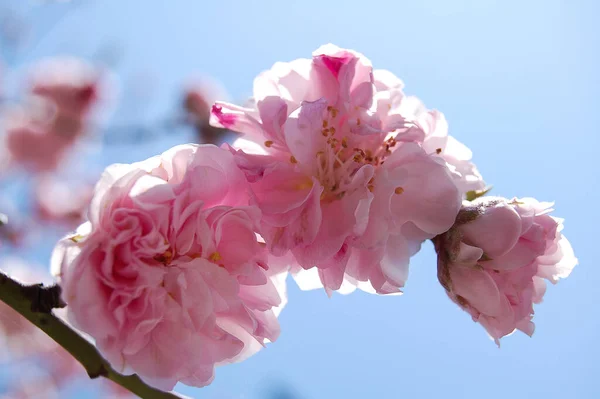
[69,234,84,243]
[465,186,492,201]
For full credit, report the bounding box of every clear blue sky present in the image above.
[2,1,599,398]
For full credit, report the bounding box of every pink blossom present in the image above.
[2,104,78,172]
[51,144,287,390]
[435,197,577,343]
[2,58,100,173]
[211,44,462,293]
[28,57,99,122]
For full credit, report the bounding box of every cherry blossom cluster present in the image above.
[51,44,577,391]
[52,144,288,390]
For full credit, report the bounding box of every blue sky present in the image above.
[2,0,599,398]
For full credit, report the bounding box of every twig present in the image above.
[0,270,186,399]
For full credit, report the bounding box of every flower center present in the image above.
[154,249,173,266]
[309,106,398,202]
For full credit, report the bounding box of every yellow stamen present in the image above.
[69,234,84,243]
[295,178,314,190]
[154,249,173,265]
[264,140,274,147]
[395,187,405,195]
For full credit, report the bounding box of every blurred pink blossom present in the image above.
[2,58,100,173]
[436,197,577,343]
[52,144,287,390]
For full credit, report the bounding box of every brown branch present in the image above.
[0,270,187,399]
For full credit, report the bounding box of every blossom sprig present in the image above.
[0,44,576,398]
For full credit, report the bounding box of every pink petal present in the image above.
[461,203,522,258]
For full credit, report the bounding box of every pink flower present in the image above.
[51,144,287,390]
[211,44,462,293]
[2,58,100,172]
[29,57,99,122]
[435,197,577,343]
[2,104,78,172]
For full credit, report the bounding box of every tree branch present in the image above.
[0,270,187,399]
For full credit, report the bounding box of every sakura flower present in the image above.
[434,197,577,343]
[2,58,100,173]
[2,103,76,172]
[29,57,99,126]
[211,44,462,293]
[51,144,286,390]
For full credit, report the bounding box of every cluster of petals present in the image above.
[2,58,100,172]
[26,44,577,396]
[210,44,484,294]
[435,197,577,343]
[51,144,287,390]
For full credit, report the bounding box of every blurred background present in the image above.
[0,0,598,398]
